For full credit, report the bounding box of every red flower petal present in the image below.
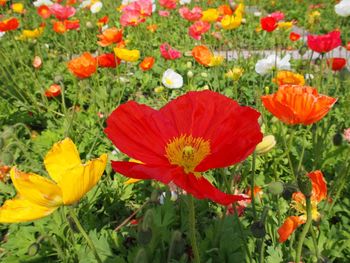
[160,90,262,171]
[105,101,176,165]
[111,161,175,184]
[173,172,248,205]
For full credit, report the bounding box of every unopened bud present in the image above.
[186,61,192,68]
[255,135,276,154]
[200,72,208,78]
[154,86,164,93]
[333,133,343,146]
[187,71,193,78]
[250,221,265,238]
[27,243,40,256]
[267,181,284,195]
[297,174,312,198]
[134,247,148,263]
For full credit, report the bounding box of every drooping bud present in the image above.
[250,221,265,238]
[27,243,40,256]
[167,230,185,261]
[255,135,276,155]
[297,173,312,198]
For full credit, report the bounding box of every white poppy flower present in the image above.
[33,0,53,7]
[255,54,291,75]
[162,69,183,89]
[90,1,103,13]
[335,0,350,17]
[180,0,191,5]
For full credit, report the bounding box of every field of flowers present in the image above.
[1,0,350,262]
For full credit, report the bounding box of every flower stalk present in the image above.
[188,195,200,263]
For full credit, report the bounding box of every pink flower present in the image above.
[159,0,177,10]
[188,20,210,40]
[120,10,145,27]
[179,6,202,21]
[123,0,152,18]
[49,3,75,21]
[160,43,182,60]
[268,11,285,21]
[158,10,170,17]
[344,128,350,143]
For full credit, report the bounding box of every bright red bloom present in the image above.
[64,19,79,30]
[37,5,51,19]
[289,32,300,41]
[159,0,176,10]
[53,20,66,34]
[261,85,337,125]
[0,18,19,32]
[346,42,350,51]
[105,91,263,205]
[45,84,61,98]
[327,58,347,71]
[139,56,155,71]
[260,16,277,32]
[160,43,182,60]
[307,31,341,53]
[97,53,120,68]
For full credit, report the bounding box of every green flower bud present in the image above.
[267,181,284,195]
[186,61,192,69]
[282,183,298,200]
[255,135,276,155]
[297,174,312,198]
[187,71,194,78]
[167,230,185,261]
[333,133,343,146]
[27,243,40,256]
[250,221,265,238]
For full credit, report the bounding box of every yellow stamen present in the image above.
[165,135,210,176]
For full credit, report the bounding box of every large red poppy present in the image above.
[307,30,341,53]
[105,91,263,205]
[261,85,337,125]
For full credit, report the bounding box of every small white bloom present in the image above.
[180,0,191,5]
[0,32,5,38]
[33,0,53,7]
[335,0,350,17]
[255,54,291,75]
[80,0,91,9]
[254,11,262,17]
[162,69,183,89]
[305,73,314,80]
[90,1,103,13]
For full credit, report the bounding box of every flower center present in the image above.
[165,78,173,85]
[165,135,210,176]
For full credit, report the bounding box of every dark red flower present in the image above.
[0,18,19,32]
[327,58,347,71]
[97,53,120,68]
[105,91,263,205]
[307,30,341,53]
[289,32,300,41]
[260,16,277,32]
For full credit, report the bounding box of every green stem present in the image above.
[67,208,102,263]
[281,124,296,180]
[259,238,266,263]
[188,195,200,263]
[295,197,312,263]
[251,152,257,219]
[310,226,319,260]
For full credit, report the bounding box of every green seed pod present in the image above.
[27,243,40,256]
[333,133,343,146]
[267,181,284,195]
[298,45,308,56]
[150,190,159,203]
[297,174,312,198]
[282,183,298,200]
[137,227,152,245]
[250,221,265,238]
[167,230,185,262]
[142,209,154,232]
[133,248,148,263]
[0,152,13,165]
[66,215,79,233]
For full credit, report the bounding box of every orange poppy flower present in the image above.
[261,85,336,125]
[192,45,223,67]
[272,71,305,86]
[278,171,327,243]
[67,52,97,79]
[37,5,51,19]
[139,57,155,71]
[45,84,61,97]
[53,20,66,34]
[146,24,158,32]
[0,18,19,32]
[97,27,123,47]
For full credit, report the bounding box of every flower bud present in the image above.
[187,71,194,78]
[250,220,265,238]
[86,21,93,29]
[27,243,40,256]
[282,183,298,200]
[200,72,208,78]
[265,86,270,94]
[333,133,343,146]
[154,86,164,93]
[297,174,312,198]
[267,181,284,195]
[167,230,185,261]
[255,135,276,155]
[186,61,192,69]
[298,45,308,56]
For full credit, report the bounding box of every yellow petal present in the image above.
[125,178,142,185]
[59,154,107,205]
[44,138,81,183]
[0,196,58,223]
[10,167,63,207]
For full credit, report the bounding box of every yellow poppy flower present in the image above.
[273,71,305,86]
[114,47,140,62]
[221,14,242,30]
[12,3,24,14]
[17,27,44,40]
[0,138,107,223]
[208,55,224,67]
[277,21,293,30]
[201,8,219,23]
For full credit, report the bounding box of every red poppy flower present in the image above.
[261,85,337,125]
[327,57,347,71]
[45,84,61,97]
[53,20,66,34]
[0,18,19,32]
[307,30,341,53]
[97,53,120,68]
[139,56,155,71]
[64,19,79,30]
[37,5,51,19]
[260,16,277,32]
[105,91,263,205]
[346,42,350,51]
[289,32,300,41]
